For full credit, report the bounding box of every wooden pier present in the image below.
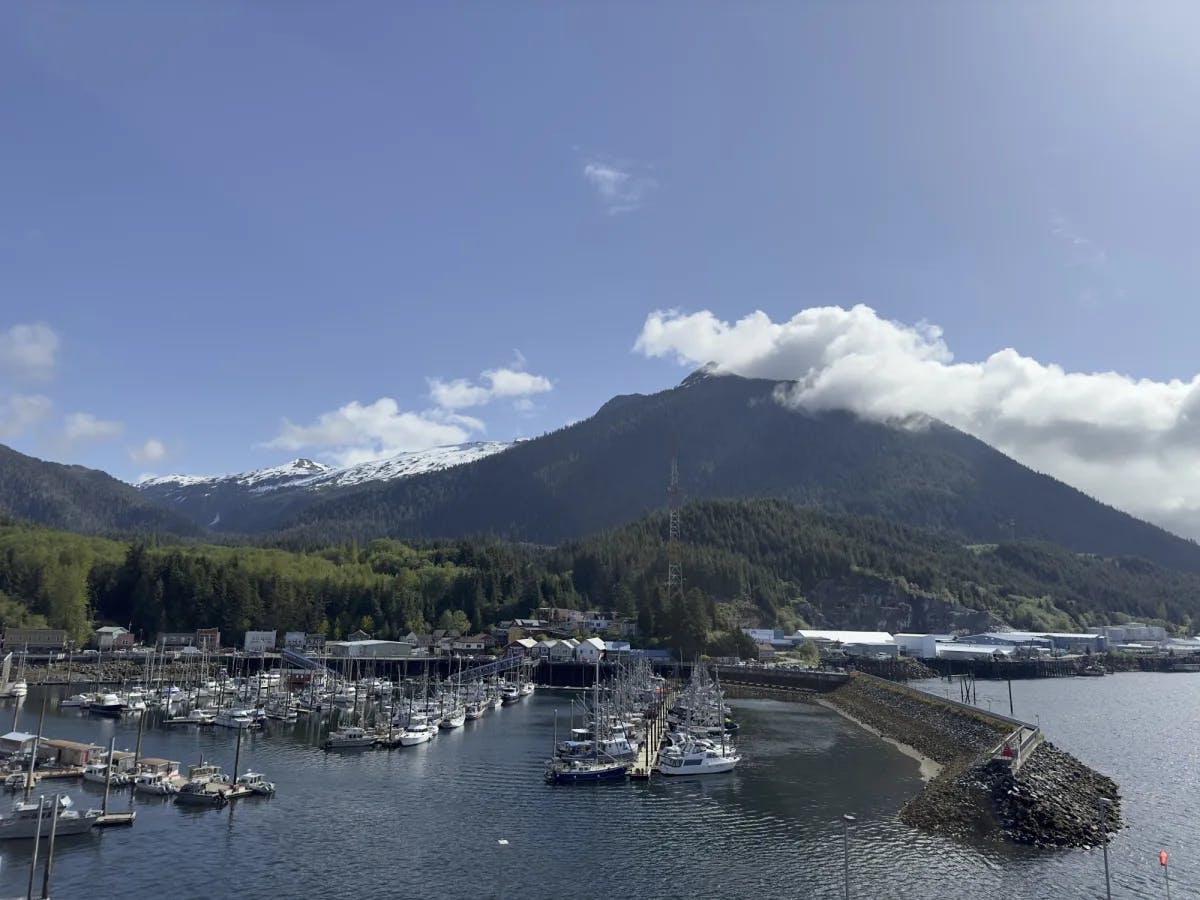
[629,686,676,780]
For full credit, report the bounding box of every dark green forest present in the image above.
[0,444,199,537]
[2,499,1199,658]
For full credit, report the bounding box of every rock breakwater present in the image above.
[821,673,1121,848]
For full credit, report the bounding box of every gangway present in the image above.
[455,654,538,682]
[281,647,336,677]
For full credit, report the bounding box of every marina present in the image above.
[0,671,1188,896]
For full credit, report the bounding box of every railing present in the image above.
[989,725,1043,773]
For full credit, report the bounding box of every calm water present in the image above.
[0,675,1187,899]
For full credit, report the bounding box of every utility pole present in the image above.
[842,814,855,900]
[1099,797,1112,900]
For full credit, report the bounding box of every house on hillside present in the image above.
[452,634,494,653]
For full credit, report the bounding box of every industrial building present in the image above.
[961,631,1107,654]
[894,634,953,659]
[794,630,898,658]
[326,639,412,659]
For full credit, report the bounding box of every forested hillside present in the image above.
[2,500,1199,657]
[0,444,199,538]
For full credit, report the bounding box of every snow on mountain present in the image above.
[135,442,510,494]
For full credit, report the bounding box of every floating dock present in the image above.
[95,811,136,827]
[629,687,676,780]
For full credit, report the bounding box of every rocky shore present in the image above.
[820,673,1122,848]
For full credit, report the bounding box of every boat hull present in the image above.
[545,764,629,784]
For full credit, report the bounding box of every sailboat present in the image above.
[545,660,629,784]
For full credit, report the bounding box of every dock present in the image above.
[629,686,676,779]
[95,811,136,827]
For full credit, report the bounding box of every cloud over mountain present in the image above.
[636,304,1200,538]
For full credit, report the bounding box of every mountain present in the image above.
[135,441,511,532]
[279,372,1200,573]
[0,444,199,537]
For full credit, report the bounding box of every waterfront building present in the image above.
[1088,623,1168,644]
[794,630,898,658]
[1,628,68,654]
[304,633,326,651]
[894,634,954,659]
[243,630,278,654]
[92,626,135,651]
[326,639,412,659]
[159,632,196,649]
[0,732,37,755]
[283,631,306,649]
[935,643,1016,661]
[195,628,221,651]
[575,636,606,662]
[506,637,538,657]
[961,631,1106,654]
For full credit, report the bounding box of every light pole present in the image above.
[1098,796,1112,900]
[842,813,855,900]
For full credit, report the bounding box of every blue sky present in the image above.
[3,2,1200,531]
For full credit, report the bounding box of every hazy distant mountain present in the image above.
[135,441,511,532]
[278,372,1200,573]
[0,444,199,536]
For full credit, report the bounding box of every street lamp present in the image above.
[1098,797,1112,900]
[842,813,856,900]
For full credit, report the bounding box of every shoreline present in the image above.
[813,696,944,781]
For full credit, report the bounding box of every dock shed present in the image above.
[0,731,38,755]
[43,739,103,767]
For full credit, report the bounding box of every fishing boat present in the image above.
[133,771,178,796]
[214,708,257,729]
[235,772,276,795]
[323,725,374,751]
[500,682,520,704]
[520,682,535,699]
[0,795,99,839]
[59,693,94,708]
[89,693,125,718]
[465,699,489,720]
[82,762,117,785]
[174,781,227,807]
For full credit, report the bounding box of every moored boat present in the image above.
[323,725,374,751]
[0,794,99,839]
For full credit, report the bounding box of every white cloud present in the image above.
[428,366,552,410]
[264,398,482,467]
[129,438,168,464]
[583,160,656,214]
[0,394,53,439]
[0,323,59,381]
[635,304,1200,539]
[64,412,122,442]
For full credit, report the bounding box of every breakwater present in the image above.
[820,673,1121,848]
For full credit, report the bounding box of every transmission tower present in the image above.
[667,454,684,604]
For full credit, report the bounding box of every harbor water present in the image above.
[0,675,1189,899]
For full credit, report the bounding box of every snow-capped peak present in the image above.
[135,442,510,494]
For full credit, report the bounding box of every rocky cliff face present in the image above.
[802,572,998,633]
